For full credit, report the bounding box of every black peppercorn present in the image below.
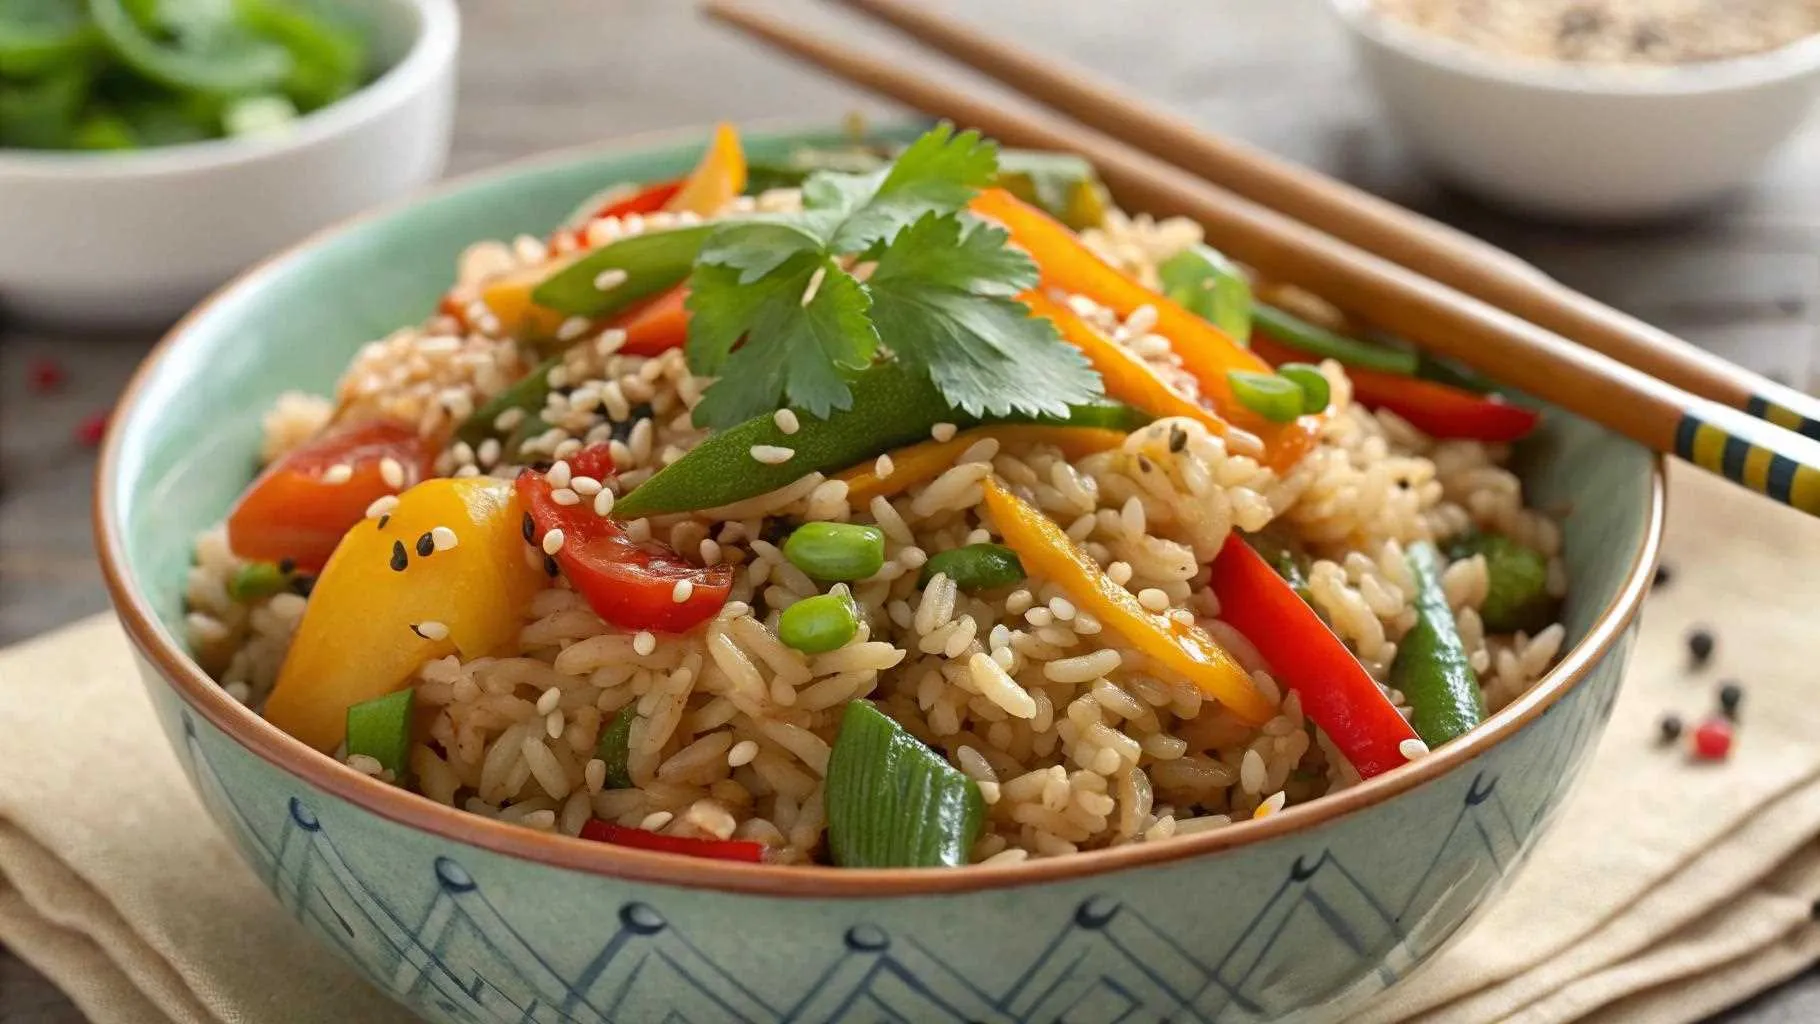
[1658,713,1682,745]
[1686,627,1714,667]
[1718,681,1743,721]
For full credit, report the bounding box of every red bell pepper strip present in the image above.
[1251,333,1538,443]
[227,419,438,573]
[580,819,766,862]
[1207,534,1421,779]
[614,284,691,357]
[515,445,731,632]
[970,188,1322,471]
[550,179,684,252]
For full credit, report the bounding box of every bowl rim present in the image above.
[0,0,458,181]
[93,119,1668,899]
[1328,0,1820,97]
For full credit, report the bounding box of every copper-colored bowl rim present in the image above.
[93,120,1668,900]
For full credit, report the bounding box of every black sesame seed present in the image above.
[416,531,435,557]
[293,575,317,597]
[1658,713,1682,744]
[1167,426,1188,453]
[543,554,561,577]
[1653,563,1673,589]
[1687,627,1715,667]
[530,459,554,473]
[389,540,408,572]
[1719,681,1743,720]
[759,516,798,546]
[409,623,428,639]
[377,514,390,530]
[1138,455,1155,473]
[277,557,296,575]
[1811,896,1820,922]
[522,512,536,544]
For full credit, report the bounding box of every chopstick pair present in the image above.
[702,0,1820,520]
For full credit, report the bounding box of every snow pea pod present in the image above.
[89,0,293,94]
[1391,540,1485,747]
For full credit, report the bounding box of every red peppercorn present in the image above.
[75,410,109,447]
[27,357,66,394]
[1692,717,1733,761]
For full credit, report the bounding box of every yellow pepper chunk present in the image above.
[838,426,1129,506]
[666,122,747,217]
[480,261,573,340]
[981,478,1272,725]
[265,477,545,753]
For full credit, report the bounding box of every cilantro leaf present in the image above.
[696,221,826,285]
[686,254,878,427]
[867,214,1101,419]
[829,123,999,253]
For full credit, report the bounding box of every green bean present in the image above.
[1227,370,1305,423]
[1276,362,1332,414]
[345,688,413,779]
[778,592,860,654]
[1451,533,1554,633]
[1252,304,1421,376]
[594,705,637,789]
[919,543,1024,592]
[1391,541,1485,747]
[782,522,886,582]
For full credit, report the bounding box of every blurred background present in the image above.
[3,0,1818,1019]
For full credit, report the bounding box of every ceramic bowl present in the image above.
[0,0,458,329]
[94,123,1663,1024]
[1328,0,1820,221]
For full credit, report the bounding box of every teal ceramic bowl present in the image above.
[96,123,1663,1024]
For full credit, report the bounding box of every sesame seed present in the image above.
[773,409,800,434]
[551,487,581,506]
[874,453,895,478]
[453,464,481,478]
[700,538,722,564]
[431,526,459,552]
[1253,791,1287,819]
[389,541,408,572]
[727,739,759,767]
[633,631,656,656]
[749,444,795,465]
[800,265,826,307]
[494,407,526,432]
[322,464,354,485]
[542,528,566,555]
[570,475,603,497]
[546,366,570,389]
[450,441,477,466]
[931,422,957,442]
[547,460,572,488]
[593,268,629,291]
[414,620,450,641]
[593,488,616,517]
[415,532,435,557]
[1137,588,1171,612]
[1399,738,1430,760]
[672,579,694,603]
[379,457,405,490]
[365,495,400,519]
[476,438,501,466]
[557,316,591,341]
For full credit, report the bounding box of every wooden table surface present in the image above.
[3,1,1818,1020]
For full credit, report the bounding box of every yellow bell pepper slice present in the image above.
[972,188,1323,471]
[265,477,546,753]
[981,477,1272,725]
[480,262,573,339]
[838,425,1128,506]
[665,122,746,217]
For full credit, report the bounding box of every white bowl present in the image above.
[1328,0,1820,221]
[0,0,458,328]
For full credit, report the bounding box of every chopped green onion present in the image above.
[919,543,1025,592]
[1158,244,1253,344]
[1252,304,1420,376]
[826,701,985,868]
[1227,370,1306,423]
[227,561,291,602]
[346,688,413,779]
[778,592,860,653]
[595,705,638,789]
[782,522,886,582]
[1276,363,1332,414]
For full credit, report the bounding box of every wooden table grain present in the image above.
[2,0,1816,1020]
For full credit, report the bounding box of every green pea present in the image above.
[228,561,291,602]
[778,592,860,654]
[1277,363,1331,414]
[1228,370,1305,423]
[919,543,1024,592]
[782,522,886,581]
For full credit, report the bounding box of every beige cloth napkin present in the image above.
[0,464,1816,1024]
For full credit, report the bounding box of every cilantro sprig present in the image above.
[683,124,1104,430]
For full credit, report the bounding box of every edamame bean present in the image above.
[782,522,886,581]
[779,593,859,653]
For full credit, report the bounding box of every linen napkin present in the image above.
[0,463,1816,1024]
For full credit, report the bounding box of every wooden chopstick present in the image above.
[702,0,1820,519]
[831,0,1820,448]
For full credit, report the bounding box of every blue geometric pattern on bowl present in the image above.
[145,624,1625,1024]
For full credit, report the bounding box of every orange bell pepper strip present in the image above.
[838,425,1128,506]
[982,478,1273,724]
[972,189,1322,469]
[614,284,692,357]
[665,122,747,217]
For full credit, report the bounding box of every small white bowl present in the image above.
[0,0,458,328]
[1329,0,1820,222]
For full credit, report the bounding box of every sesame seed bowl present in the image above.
[0,0,458,328]
[95,122,1662,1023]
